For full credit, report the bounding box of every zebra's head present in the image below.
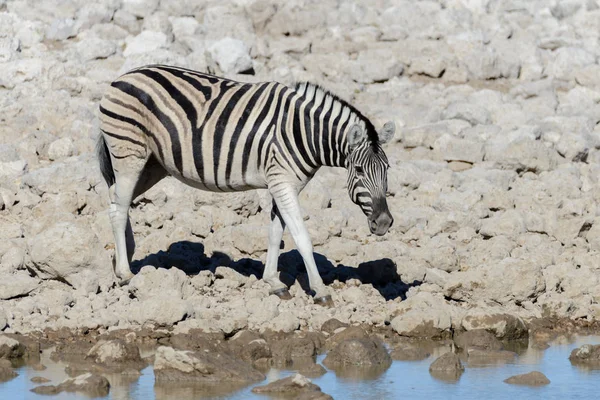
[346,121,395,236]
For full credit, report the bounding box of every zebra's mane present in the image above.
[293,82,379,146]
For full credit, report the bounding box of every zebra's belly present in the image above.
[167,167,268,192]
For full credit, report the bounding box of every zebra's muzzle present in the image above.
[368,210,393,236]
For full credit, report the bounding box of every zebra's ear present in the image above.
[378,121,395,144]
[347,124,366,150]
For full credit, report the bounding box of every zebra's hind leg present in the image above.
[108,156,148,285]
[263,201,292,300]
[270,184,333,307]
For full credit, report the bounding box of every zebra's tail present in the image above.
[96,133,115,187]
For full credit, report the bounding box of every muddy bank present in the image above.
[2,318,600,398]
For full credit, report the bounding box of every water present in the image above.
[2,335,600,400]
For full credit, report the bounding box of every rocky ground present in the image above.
[1,0,600,366]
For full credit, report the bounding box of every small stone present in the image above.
[252,373,322,394]
[31,376,51,383]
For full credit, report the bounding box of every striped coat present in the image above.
[98,65,395,305]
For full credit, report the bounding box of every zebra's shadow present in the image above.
[131,240,418,301]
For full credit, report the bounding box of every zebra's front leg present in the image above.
[270,184,333,307]
[263,201,292,300]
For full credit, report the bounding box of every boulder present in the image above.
[325,326,370,350]
[153,346,265,383]
[323,337,391,368]
[504,371,550,386]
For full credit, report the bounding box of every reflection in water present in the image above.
[325,362,390,380]
[1,335,600,399]
[154,382,252,400]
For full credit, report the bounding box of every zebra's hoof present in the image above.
[117,278,132,287]
[270,288,292,300]
[314,295,334,308]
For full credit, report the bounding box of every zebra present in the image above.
[96,64,395,306]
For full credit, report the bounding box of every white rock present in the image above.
[76,38,116,62]
[461,311,528,339]
[348,49,404,84]
[208,38,253,74]
[0,37,20,62]
[122,0,160,18]
[170,16,200,40]
[74,4,114,34]
[391,307,452,338]
[130,297,188,326]
[142,11,172,36]
[0,308,6,331]
[0,271,39,300]
[442,102,491,125]
[433,134,484,163]
[47,138,75,160]
[129,266,189,301]
[123,31,169,57]
[27,221,113,291]
[46,18,75,41]
[0,58,44,89]
[479,210,526,239]
[0,160,27,179]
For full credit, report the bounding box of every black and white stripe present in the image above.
[97,64,395,303]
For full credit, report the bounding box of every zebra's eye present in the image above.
[354,165,365,176]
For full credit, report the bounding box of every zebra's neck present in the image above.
[293,83,366,169]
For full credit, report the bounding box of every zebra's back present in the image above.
[99,65,291,192]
